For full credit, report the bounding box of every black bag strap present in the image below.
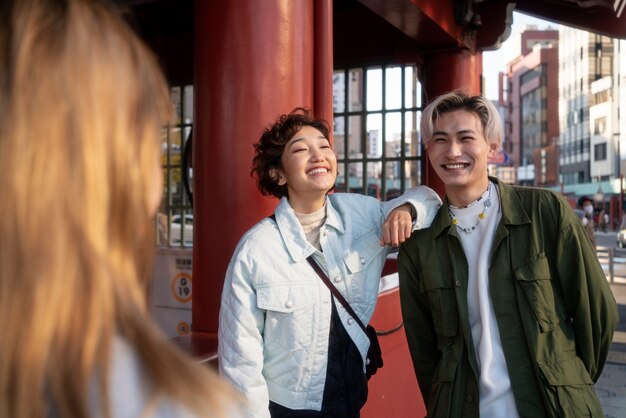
[268,214,367,333]
[305,256,368,334]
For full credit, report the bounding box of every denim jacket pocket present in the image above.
[538,351,602,417]
[344,229,386,274]
[419,269,458,337]
[514,253,560,332]
[257,283,316,349]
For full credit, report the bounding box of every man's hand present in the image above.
[381,204,413,247]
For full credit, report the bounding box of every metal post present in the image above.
[616,174,624,231]
[609,247,615,283]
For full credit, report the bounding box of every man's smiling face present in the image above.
[425,109,498,204]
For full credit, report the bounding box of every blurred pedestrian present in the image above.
[577,196,596,247]
[0,1,242,417]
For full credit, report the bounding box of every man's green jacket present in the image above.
[398,178,619,418]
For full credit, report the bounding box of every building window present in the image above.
[158,84,194,247]
[594,117,607,135]
[333,65,423,201]
[594,142,607,161]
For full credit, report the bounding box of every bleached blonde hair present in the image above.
[0,1,238,417]
[420,90,503,147]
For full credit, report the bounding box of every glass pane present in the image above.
[385,67,402,110]
[404,67,421,108]
[385,159,402,188]
[347,163,364,194]
[405,111,421,157]
[366,162,382,200]
[168,209,194,247]
[333,70,345,113]
[168,127,183,161]
[366,113,382,158]
[348,68,363,112]
[171,86,182,125]
[333,116,345,158]
[168,167,182,204]
[404,160,422,189]
[366,68,382,111]
[347,115,363,159]
[335,161,346,193]
[160,128,169,164]
[385,112,401,159]
[183,85,194,123]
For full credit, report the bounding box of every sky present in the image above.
[483,12,556,100]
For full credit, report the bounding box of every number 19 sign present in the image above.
[171,272,192,304]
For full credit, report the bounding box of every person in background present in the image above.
[577,196,596,247]
[398,91,618,418]
[599,209,608,233]
[218,108,441,418]
[0,1,242,417]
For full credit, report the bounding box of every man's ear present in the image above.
[270,167,286,186]
[487,142,499,159]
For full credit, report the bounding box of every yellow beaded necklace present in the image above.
[447,183,492,234]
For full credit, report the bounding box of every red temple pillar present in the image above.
[420,49,483,198]
[191,0,333,340]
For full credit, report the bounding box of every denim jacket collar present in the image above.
[273,196,345,262]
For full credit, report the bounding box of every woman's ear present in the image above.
[270,167,286,186]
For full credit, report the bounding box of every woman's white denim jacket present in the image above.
[218,187,441,418]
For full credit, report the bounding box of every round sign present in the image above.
[171,272,192,303]
[177,321,191,336]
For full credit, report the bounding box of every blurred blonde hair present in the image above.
[0,1,237,417]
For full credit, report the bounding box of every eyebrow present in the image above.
[286,135,328,148]
[432,129,477,136]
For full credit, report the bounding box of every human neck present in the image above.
[288,193,327,214]
[446,179,491,208]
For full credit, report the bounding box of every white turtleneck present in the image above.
[294,204,327,250]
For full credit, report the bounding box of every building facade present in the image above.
[504,29,559,186]
[558,27,615,186]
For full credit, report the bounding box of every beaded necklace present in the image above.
[447,182,492,234]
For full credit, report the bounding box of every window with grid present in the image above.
[332,65,424,201]
[157,84,194,247]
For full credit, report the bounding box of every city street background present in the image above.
[592,231,626,418]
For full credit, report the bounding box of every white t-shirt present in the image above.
[449,182,519,418]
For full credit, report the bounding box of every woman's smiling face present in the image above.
[275,125,337,213]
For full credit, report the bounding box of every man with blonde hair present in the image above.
[398,91,618,418]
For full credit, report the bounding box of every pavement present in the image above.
[595,282,626,418]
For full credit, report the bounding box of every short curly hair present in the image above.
[251,107,331,199]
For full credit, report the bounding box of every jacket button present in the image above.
[347,318,354,325]
[284,301,293,309]
[455,280,461,287]
[334,276,342,283]
[323,230,328,236]
[466,395,473,402]
[360,257,366,265]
